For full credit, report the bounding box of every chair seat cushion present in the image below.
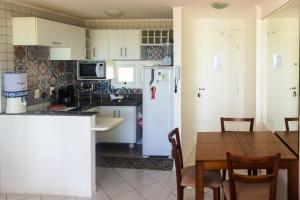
[181,166,222,188]
[223,180,271,200]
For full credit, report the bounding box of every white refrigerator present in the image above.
[143,66,174,156]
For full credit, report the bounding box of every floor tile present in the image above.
[96,167,116,180]
[167,194,176,200]
[111,190,144,200]
[7,195,40,200]
[41,195,74,200]
[126,174,156,189]
[136,183,162,199]
[149,171,172,182]
[148,196,158,200]
[115,168,147,180]
[77,187,109,200]
[101,181,134,198]
[98,174,125,187]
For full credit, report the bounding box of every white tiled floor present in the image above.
[1,167,288,200]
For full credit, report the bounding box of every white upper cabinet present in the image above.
[12,17,85,60]
[123,30,141,60]
[108,30,141,60]
[90,30,109,60]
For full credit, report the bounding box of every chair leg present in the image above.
[252,169,258,176]
[267,169,273,175]
[247,169,252,176]
[213,188,220,200]
[177,186,184,200]
[222,169,227,180]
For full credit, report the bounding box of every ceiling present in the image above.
[9,0,265,20]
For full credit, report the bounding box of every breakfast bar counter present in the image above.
[0,112,124,197]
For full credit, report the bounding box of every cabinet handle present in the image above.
[121,48,123,56]
[125,48,127,57]
[52,41,63,45]
[93,48,95,58]
[118,110,120,117]
[114,110,116,118]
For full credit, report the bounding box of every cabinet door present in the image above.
[96,106,136,143]
[108,30,124,60]
[123,30,141,60]
[37,18,67,46]
[68,26,86,60]
[91,30,109,60]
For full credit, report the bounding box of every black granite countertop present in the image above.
[71,96,142,111]
[0,96,142,116]
[0,111,98,116]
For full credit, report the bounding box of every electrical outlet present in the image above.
[34,89,40,99]
[50,87,55,95]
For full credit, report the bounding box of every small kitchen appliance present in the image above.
[77,60,106,80]
[3,72,28,114]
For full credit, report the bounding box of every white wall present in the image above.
[172,7,182,136]
[258,0,292,19]
[177,6,257,158]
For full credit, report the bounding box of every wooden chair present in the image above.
[220,117,255,180]
[220,117,254,132]
[224,152,281,200]
[168,128,222,200]
[284,117,299,131]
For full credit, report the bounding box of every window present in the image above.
[117,67,134,83]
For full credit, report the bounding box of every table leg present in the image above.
[196,161,204,200]
[288,160,299,200]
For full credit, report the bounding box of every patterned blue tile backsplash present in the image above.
[14,46,77,106]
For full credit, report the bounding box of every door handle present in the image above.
[198,88,205,97]
[121,48,123,56]
[125,48,127,57]
[289,87,296,90]
[118,110,120,117]
[114,110,116,118]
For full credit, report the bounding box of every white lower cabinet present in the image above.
[96,106,136,144]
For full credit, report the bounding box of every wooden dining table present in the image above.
[195,131,298,200]
[275,131,298,156]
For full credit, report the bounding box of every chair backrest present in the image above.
[226,152,281,200]
[168,128,183,184]
[221,117,254,132]
[284,117,299,131]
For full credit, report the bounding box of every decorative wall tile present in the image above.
[27,46,38,61]
[14,46,77,106]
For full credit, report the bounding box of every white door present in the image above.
[123,30,141,60]
[108,30,124,60]
[267,32,299,130]
[196,31,241,132]
[91,30,109,60]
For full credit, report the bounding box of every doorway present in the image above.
[196,31,243,131]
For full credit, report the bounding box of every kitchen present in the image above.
[0,0,176,197]
[0,0,298,200]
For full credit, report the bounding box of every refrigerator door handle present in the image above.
[149,69,154,86]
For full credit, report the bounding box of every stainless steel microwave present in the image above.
[77,60,106,80]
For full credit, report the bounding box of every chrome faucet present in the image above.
[89,87,93,104]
